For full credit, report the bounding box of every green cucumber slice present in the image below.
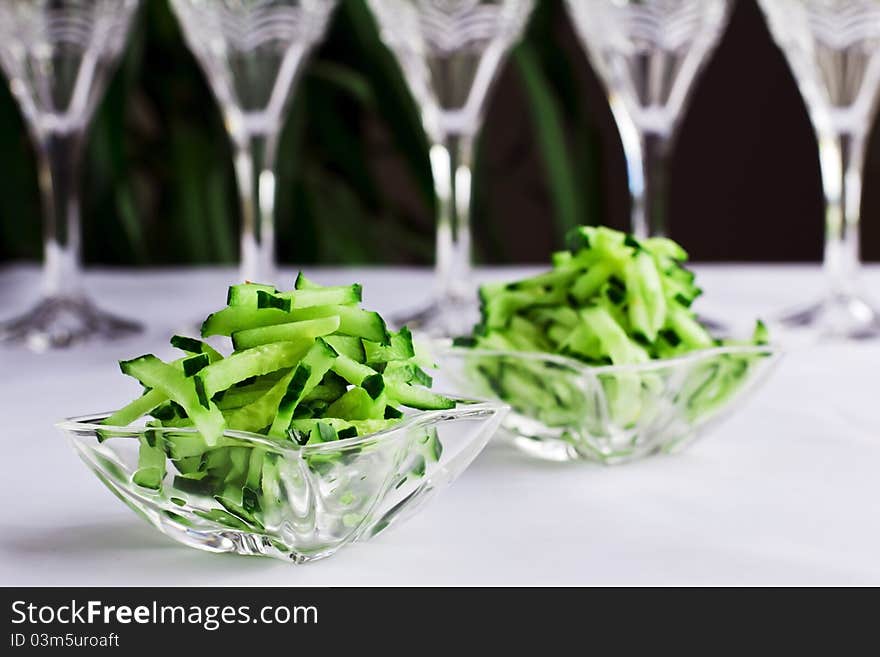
[120,355,225,445]
[227,283,276,306]
[231,316,341,350]
[198,341,313,397]
[269,339,338,438]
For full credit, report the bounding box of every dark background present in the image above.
[0,0,876,267]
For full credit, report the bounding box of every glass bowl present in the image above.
[57,398,507,563]
[435,344,780,464]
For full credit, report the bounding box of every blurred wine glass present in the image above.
[169,0,337,285]
[368,0,535,337]
[565,0,731,240]
[0,0,142,350]
[759,0,880,339]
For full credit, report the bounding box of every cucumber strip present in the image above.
[215,380,278,410]
[275,284,362,308]
[261,453,282,509]
[201,306,292,337]
[324,335,367,362]
[120,355,225,446]
[104,347,223,427]
[182,353,210,377]
[482,288,566,330]
[326,386,385,421]
[666,304,714,349]
[133,435,166,490]
[579,306,648,365]
[624,251,665,341]
[199,341,313,397]
[302,374,348,403]
[286,305,388,343]
[203,304,388,343]
[164,432,213,460]
[386,380,455,410]
[364,327,415,363]
[569,259,616,303]
[505,266,579,291]
[269,340,338,438]
[104,388,167,427]
[231,316,341,351]
[224,369,296,433]
[257,290,292,312]
[383,361,432,387]
[294,271,322,290]
[289,417,401,442]
[227,283,276,306]
[330,353,378,386]
[643,236,688,261]
[361,373,386,399]
[170,335,224,362]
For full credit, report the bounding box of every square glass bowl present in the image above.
[57,398,507,563]
[436,344,780,464]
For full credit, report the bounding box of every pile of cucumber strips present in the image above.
[455,226,769,428]
[104,273,454,494]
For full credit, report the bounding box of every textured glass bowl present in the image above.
[57,398,506,563]
[436,344,780,464]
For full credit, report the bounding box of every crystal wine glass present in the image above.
[368,0,536,337]
[565,0,731,240]
[0,0,142,350]
[169,0,337,285]
[758,0,880,339]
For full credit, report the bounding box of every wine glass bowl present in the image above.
[0,0,142,350]
[565,0,731,239]
[170,0,337,284]
[370,0,535,139]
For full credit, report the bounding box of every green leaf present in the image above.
[514,43,581,244]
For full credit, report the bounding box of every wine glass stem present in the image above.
[819,129,864,298]
[636,130,672,239]
[234,130,279,284]
[36,130,85,298]
[431,132,474,302]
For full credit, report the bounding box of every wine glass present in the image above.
[368,0,536,337]
[0,0,142,350]
[564,0,731,240]
[169,0,337,285]
[758,0,880,340]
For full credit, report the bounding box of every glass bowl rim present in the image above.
[56,395,508,457]
[438,341,782,375]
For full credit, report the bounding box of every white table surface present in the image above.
[2,263,880,586]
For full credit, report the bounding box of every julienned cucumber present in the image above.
[459,225,770,427]
[119,355,225,445]
[202,304,388,344]
[104,273,456,509]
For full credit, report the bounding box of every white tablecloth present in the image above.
[1,263,879,586]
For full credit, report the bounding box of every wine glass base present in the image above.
[391,295,480,338]
[774,292,880,341]
[0,295,142,351]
